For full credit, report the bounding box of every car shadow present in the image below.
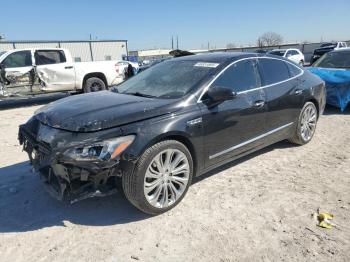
[0,161,150,233]
[192,140,293,184]
[0,140,294,233]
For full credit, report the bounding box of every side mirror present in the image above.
[205,85,236,107]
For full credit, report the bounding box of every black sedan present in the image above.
[19,52,326,214]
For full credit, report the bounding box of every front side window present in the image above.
[35,50,66,65]
[212,59,259,93]
[258,58,290,85]
[313,51,350,69]
[2,51,32,68]
[116,60,216,99]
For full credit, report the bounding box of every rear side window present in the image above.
[258,58,290,85]
[213,59,259,93]
[286,62,302,77]
[35,50,66,65]
[2,51,32,68]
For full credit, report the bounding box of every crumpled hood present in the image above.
[34,91,181,132]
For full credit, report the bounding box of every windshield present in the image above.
[313,51,350,69]
[116,60,217,99]
[269,50,286,56]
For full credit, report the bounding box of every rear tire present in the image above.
[83,77,106,93]
[122,140,193,215]
[289,102,318,145]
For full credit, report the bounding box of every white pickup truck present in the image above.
[0,48,123,97]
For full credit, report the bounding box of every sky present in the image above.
[1,0,349,50]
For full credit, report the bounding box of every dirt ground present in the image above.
[0,102,349,262]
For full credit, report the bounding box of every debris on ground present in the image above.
[313,211,335,229]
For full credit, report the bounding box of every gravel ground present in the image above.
[0,104,349,262]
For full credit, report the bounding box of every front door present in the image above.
[199,58,267,168]
[34,49,75,91]
[0,50,38,96]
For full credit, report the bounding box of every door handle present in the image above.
[253,100,265,108]
[65,66,73,69]
[294,89,303,95]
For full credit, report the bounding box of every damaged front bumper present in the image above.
[18,122,134,203]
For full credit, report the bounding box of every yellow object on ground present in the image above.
[317,212,334,229]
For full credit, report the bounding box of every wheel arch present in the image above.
[82,72,108,88]
[307,98,320,119]
[137,131,199,177]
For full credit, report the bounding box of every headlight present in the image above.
[64,135,135,161]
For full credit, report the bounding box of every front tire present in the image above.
[83,77,106,93]
[289,102,318,145]
[122,140,193,215]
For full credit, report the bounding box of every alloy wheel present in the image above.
[144,149,190,208]
[300,104,317,141]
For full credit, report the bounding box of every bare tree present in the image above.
[257,32,283,47]
[226,42,237,49]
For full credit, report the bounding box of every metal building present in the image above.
[0,40,128,62]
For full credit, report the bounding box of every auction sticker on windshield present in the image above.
[194,62,220,68]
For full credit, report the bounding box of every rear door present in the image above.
[257,58,304,134]
[1,50,36,95]
[34,50,75,91]
[199,58,267,168]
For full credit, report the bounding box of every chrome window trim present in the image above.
[197,57,304,102]
[209,122,294,160]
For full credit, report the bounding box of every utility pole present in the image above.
[176,35,179,49]
[207,41,210,50]
[171,36,174,49]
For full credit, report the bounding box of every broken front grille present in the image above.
[19,122,52,169]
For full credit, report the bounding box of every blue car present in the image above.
[308,49,350,111]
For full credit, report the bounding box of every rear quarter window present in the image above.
[258,58,290,85]
[286,62,303,77]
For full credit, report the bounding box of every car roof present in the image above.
[271,48,299,51]
[170,52,295,65]
[171,52,259,63]
[1,48,64,54]
[271,49,287,51]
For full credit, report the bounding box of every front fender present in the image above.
[121,104,205,175]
